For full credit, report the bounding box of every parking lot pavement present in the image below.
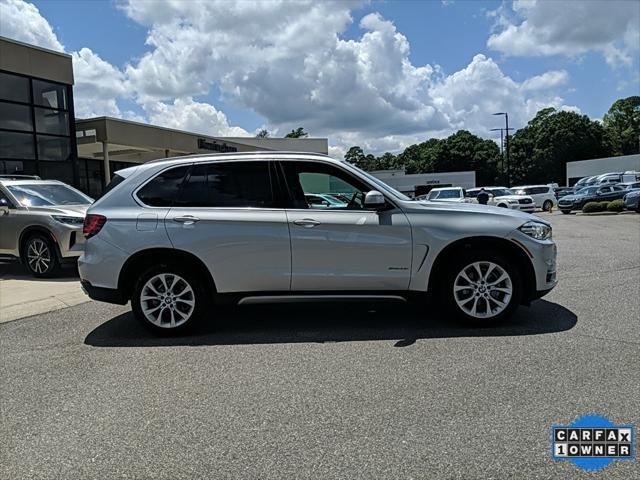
[0,263,87,324]
[1,213,639,479]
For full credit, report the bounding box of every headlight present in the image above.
[508,199,519,204]
[519,221,552,240]
[52,215,84,226]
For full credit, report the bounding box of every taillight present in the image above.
[83,214,107,238]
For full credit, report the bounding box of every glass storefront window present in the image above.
[0,102,33,131]
[34,108,69,135]
[0,72,30,103]
[36,135,71,161]
[33,79,67,110]
[0,131,36,159]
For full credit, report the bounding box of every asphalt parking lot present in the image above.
[1,212,639,479]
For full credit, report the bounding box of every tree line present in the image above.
[344,96,639,186]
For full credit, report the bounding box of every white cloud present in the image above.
[72,48,127,118]
[487,0,640,67]
[1,0,580,158]
[144,97,250,137]
[0,0,63,51]
[521,70,569,91]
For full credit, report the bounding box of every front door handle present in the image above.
[173,215,200,225]
[293,218,320,228]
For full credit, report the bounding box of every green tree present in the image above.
[509,108,610,185]
[255,129,270,138]
[603,96,640,156]
[284,127,309,138]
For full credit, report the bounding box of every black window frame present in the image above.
[0,69,76,174]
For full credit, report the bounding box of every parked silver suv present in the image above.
[0,176,92,276]
[79,152,557,333]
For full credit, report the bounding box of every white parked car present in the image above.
[418,187,469,203]
[511,185,557,211]
[466,187,536,213]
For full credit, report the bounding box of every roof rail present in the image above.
[0,174,41,180]
[145,150,331,164]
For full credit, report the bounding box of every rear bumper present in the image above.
[81,280,128,305]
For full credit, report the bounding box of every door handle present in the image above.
[293,218,320,228]
[173,215,200,225]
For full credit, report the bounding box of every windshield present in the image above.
[7,184,92,207]
[575,186,598,195]
[345,163,411,201]
[488,188,513,197]
[434,189,460,199]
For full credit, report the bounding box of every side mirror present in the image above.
[0,205,9,215]
[364,190,387,211]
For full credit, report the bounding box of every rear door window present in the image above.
[176,161,275,208]
[137,165,191,207]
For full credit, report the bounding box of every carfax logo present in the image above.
[552,415,635,472]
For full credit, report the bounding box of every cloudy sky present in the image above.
[1,0,638,157]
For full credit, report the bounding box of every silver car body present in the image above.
[79,152,557,303]
[0,179,90,264]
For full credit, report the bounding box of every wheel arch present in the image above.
[18,226,62,262]
[427,236,537,304]
[118,248,217,300]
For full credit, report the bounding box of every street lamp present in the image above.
[490,127,514,180]
[493,112,510,186]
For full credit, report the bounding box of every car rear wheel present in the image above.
[23,234,59,277]
[542,200,553,211]
[442,251,522,325]
[132,264,207,334]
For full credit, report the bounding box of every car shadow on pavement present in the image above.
[0,262,79,281]
[84,299,577,348]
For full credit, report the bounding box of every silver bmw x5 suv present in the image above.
[79,152,557,333]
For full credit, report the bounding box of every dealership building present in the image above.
[370,169,476,196]
[566,154,640,186]
[0,36,328,196]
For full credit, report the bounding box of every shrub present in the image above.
[607,199,624,212]
[599,201,611,210]
[582,202,604,213]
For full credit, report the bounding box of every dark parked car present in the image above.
[558,185,626,213]
[623,190,640,212]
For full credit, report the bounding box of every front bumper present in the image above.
[624,196,639,209]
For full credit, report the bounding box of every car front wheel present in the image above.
[132,264,206,334]
[443,252,522,325]
[561,210,571,214]
[23,234,59,277]
[542,200,553,211]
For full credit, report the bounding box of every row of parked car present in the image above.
[418,185,553,212]
[420,170,640,215]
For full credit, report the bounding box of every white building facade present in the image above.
[370,169,476,197]
[566,154,640,186]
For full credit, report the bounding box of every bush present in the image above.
[582,202,604,213]
[607,199,624,212]
[599,201,611,210]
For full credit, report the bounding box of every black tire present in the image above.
[22,233,59,277]
[440,250,522,326]
[561,210,571,215]
[497,203,508,208]
[131,263,208,335]
[542,200,553,211]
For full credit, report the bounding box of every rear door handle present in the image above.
[293,218,320,228]
[173,215,200,225]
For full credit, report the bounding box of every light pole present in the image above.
[491,127,514,181]
[493,112,510,186]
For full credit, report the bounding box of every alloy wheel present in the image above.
[140,273,195,328]
[453,261,513,319]
[27,238,51,274]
